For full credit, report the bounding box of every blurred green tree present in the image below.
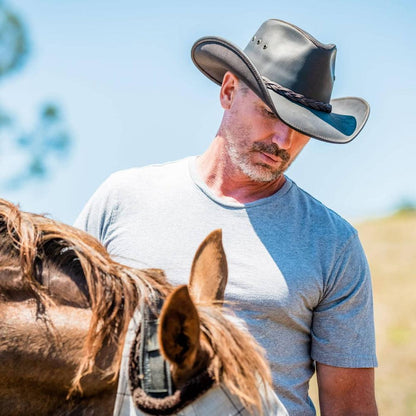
[0,1,71,188]
[395,198,416,215]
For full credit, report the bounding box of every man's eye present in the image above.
[264,109,276,118]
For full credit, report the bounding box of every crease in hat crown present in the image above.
[191,18,370,144]
[244,19,337,104]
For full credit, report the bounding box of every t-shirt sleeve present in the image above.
[73,174,120,246]
[311,233,378,368]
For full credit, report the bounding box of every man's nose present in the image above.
[270,120,294,149]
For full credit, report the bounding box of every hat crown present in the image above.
[244,19,337,104]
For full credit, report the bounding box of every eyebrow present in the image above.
[258,103,275,115]
[255,99,273,111]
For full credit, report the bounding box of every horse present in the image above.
[0,198,287,415]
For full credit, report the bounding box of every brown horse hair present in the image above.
[0,198,272,414]
[0,198,171,396]
[198,304,272,414]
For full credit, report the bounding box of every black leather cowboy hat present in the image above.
[191,19,370,144]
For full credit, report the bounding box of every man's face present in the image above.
[221,83,310,182]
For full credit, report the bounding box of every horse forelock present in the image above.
[0,198,172,396]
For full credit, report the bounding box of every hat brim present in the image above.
[191,36,370,144]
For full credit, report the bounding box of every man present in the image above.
[75,19,378,415]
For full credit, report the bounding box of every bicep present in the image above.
[316,362,378,416]
[311,234,377,368]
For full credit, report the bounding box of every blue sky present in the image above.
[1,0,415,224]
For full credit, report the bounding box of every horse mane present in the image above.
[0,198,172,395]
[198,305,272,413]
[0,198,272,413]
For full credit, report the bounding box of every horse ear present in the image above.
[188,229,228,303]
[158,285,200,368]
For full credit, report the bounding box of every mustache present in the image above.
[251,142,290,162]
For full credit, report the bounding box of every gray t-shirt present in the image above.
[74,157,377,415]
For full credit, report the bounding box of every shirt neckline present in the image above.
[187,156,293,209]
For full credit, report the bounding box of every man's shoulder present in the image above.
[289,179,357,240]
[110,157,190,180]
[74,157,193,233]
[105,157,191,191]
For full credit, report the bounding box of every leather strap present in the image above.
[137,296,173,398]
[129,297,217,414]
[262,76,332,113]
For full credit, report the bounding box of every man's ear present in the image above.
[220,71,239,110]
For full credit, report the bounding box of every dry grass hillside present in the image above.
[309,211,416,415]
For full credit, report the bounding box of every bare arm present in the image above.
[316,363,378,416]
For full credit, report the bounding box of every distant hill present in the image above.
[357,212,416,415]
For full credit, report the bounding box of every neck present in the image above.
[196,136,286,204]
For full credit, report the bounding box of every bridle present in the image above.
[129,296,173,399]
[128,296,216,415]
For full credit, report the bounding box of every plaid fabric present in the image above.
[113,310,288,416]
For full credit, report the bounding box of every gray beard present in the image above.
[226,143,287,183]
